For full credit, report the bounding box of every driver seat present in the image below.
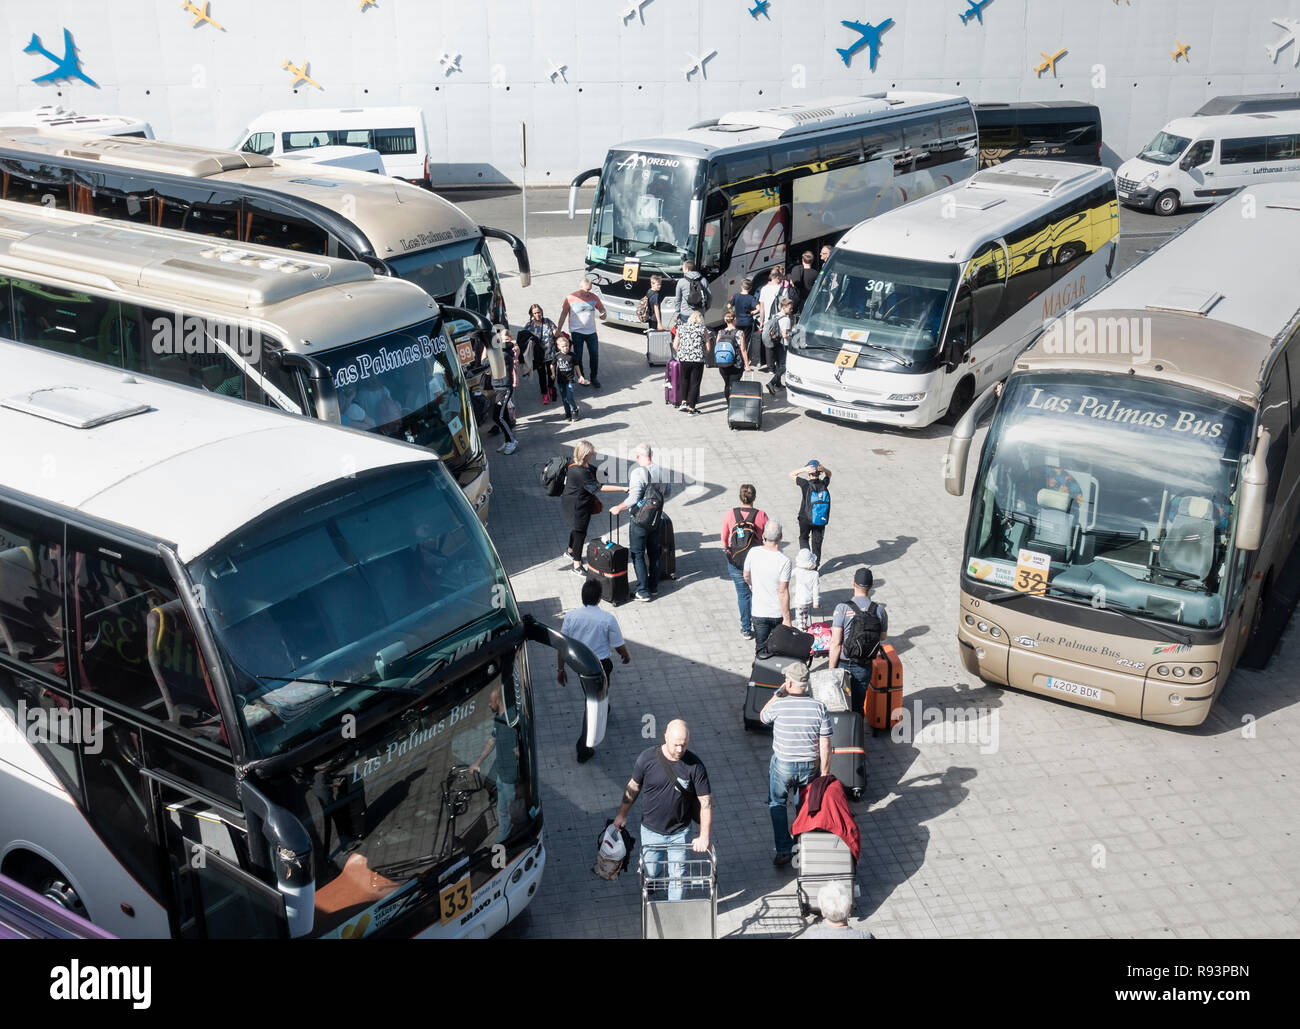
[1030,488,1075,562]
[1156,496,1215,582]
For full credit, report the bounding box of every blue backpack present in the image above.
[808,486,831,526]
[713,329,737,367]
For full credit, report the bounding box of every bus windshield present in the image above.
[315,320,481,473]
[588,151,703,272]
[189,463,514,760]
[795,252,959,368]
[1138,131,1192,165]
[964,374,1253,629]
[389,237,502,324]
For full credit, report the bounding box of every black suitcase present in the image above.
[759,623,814,661]
[743,655,790,731]
[659,515,676,581]
[647,329,673,367]
[828,711,866,801]
[585,515,630,605]
[728,379,763,430]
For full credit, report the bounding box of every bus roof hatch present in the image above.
[2,385,151,429]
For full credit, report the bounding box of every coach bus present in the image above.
[973,101,1103,168]
[944,184,1300,726]
[0,128,530,331]
[0,199,497,522]
[786,160,1118,428]
[569,92,978,324]
[0,344,607,937]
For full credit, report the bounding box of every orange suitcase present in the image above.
[866,643,903,732]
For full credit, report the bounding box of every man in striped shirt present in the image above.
[760,662,831,866]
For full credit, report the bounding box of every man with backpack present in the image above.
[609,441,671,602]
[673,259,712,323]
[721,484,769,640]
[828,567,889,714]
[790,460,832,566]
[756,265,795,371]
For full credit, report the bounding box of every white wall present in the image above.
[3,0,1300,184]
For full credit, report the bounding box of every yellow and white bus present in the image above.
[945,183,1300,726]
[788,160,1118,427]
[0,200,496,521]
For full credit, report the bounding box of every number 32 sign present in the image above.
[1014,548,1050,595]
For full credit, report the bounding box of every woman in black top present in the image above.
[520,304,558,403]
[562,440,619,573]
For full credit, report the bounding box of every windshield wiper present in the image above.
[979,582,1192,644]
[252,673,422,697]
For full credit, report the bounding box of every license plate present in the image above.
[616,311,637,322]
[438,875,473,925]
[1117,190,1130,199]
[825,405,863,422]
[1045,676,1102,702]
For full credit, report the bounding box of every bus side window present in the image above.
[11,282,113,366]
[1287,336,1300,435]
[0,276,15,339]
[127,305,249,400]
[88,173,158,224]
[0,514,64,676]
[1260,364,1290,508]
[1004,214,1055,307]
[0,157,75,209]
[245,199,329,255]
[966,242,1006,342]
[247,343,307,414]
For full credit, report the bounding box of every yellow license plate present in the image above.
[438,875,472,925]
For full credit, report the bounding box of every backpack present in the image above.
[636,294,650,322]
[725,507,760,569]
[713,329,737,367]
[807,484,831,526]
[542,457,568,497]
[765,311,783,345]
[633,470,665,531]
[686,276,705,310]
[841,601,883,664]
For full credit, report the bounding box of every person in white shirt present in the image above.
[556,277,608,389]
[559,579,630,762]
[743,519,792,655]
[791,548,821,630]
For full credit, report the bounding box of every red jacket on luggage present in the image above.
[792,774,860,861]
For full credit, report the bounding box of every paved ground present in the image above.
[460,188,1299,939]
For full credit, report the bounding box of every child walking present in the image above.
[792,548,821,630]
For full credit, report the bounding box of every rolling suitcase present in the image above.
[728,378,763,430]
[809,620,833,655]
[794,829,856,917]
[828,711,866,800]
[586,514,630,605]
[659,514,676,581]
[647,329,673,367]
[760,623,814,662]
[665,359,684,406]
[743,654,790,731]
[867,643,904,733]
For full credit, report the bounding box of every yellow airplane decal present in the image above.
[1034,48,1067,77]
[182,1,223,29]
[1172,40,1190,62]
[358,0,377,9]
[282,59,322,90]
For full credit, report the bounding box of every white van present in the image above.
[1117,111,1300,215]
[0,105,153,138]
[234,107,429,187]
[276,144,387,175]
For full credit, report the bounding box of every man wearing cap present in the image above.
[743,518,793,656]
[760,662,831,866]
[790,461,833,567]
[829,567,890,714]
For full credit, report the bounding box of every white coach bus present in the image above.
[570,93,978,324]
[785,160,1119,428]
[0,199,495,522]
[0,344,607,937]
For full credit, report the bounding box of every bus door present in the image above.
[950,240,1008,390]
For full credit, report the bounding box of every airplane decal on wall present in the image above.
[1172,40,1190,62]
[749,1,771,19]
[1034,48,1067,77]
[682,49,718,80]
[1267,18,1300,65]
[181,1,224,29]
[282,59,322,89]
[960,0,991,26]
[24,29,97,87]
[837,18,893,70]
[623,0,653,25]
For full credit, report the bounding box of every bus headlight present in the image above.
[1156,665,1170,676]
[989,626,1002,639]
[1189,667,1203,678]
[1172,666,1185,678]
[784,372,803,386]
[888,392,927,402]
[964,614,975,625]
[977,622,989,633]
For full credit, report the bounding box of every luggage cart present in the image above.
[639,845,717,939]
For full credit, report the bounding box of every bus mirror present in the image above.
[239,781,315,938]
[944,384,1001,497]
[689,197,702,236]
[522,615,609,748]
[1236,430,1270,551]
[568,167,601,220]
[479,225,531,288]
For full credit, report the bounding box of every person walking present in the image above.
[559,578,631,763]
[561,440,621,574]
[790,459,832,562]
[487,328,519,455]
[713,308,752,403]
[671,311,709,414]
[743,518,792,655]
[721,485,769,640]
[759,662,831,866]
[469,687,520,842]
[520,303,559,404]
[791,250,819,313]
[729,277,759,345]
[768,295,797,394]
[673,258,712,323]
[552,332,588,421]
[612,719,713,900]
[609,441,671,602]
[756,264,794,370]
[818,244,833,270]
[827,567,889,714]
[644,273,666,331]
[556,277,608,388]
[791,548,821,630]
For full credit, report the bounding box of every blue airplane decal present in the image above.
[837,18,893,70]
[749,0,771,18]
[960,0,992,25]
[24,29,97,87]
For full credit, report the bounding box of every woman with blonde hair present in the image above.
[671,309,710,415]
[561,440,622,573]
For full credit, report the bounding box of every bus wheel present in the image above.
[944,377,975,424]
[1240,577,1282,670]
[40,876,88,918]
[1055,243,1085,265]
[1155,190,1181,217]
